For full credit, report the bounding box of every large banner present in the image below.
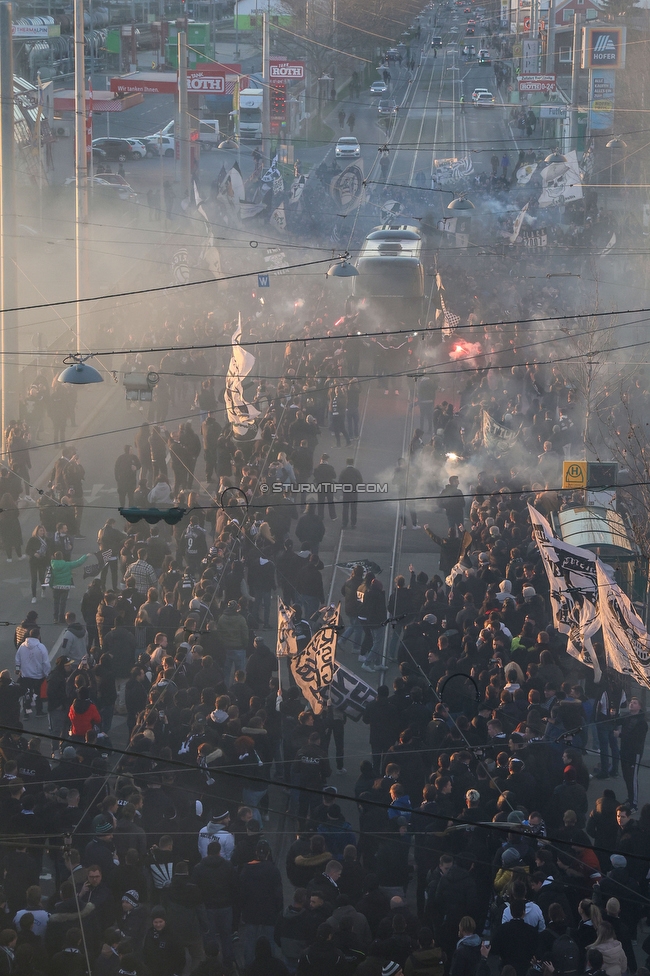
[482,411,519,457]
[433,156,474,185]
[528,505,602,679]
[276,598,298,658]
[224,315,260,440]
[597,560,650,689]
[538,149,583,207]
[290,607,339,713]
[330,162,364,214]
[327,663,377,720]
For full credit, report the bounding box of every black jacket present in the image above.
[142,924,185,976]
[432,865,477,927]
[240,859,284,925]
[491,917,539,976]
[191,854,239,910]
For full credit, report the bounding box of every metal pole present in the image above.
[569,12,581,149]
[235,0,239,58]
[74,0,88,356]
[262,8,270,163]
[0,1,16,456]
[178,30,191,203]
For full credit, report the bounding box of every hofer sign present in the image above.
[270,59,304,80]
[518,73,556,93]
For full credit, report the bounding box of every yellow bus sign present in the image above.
[563,461,587,489]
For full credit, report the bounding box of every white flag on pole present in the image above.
[276,597,298,658]
[289,607,340,714]
[224,314,260,439]
[597,559,650,689]
[528,505,602,680]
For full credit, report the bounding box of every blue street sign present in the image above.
[257,274,270,287]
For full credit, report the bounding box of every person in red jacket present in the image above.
[68,686,101,736]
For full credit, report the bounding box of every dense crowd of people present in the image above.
[0,144,645,976]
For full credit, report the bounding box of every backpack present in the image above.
[551,933,581,975]
[407,946,445,976]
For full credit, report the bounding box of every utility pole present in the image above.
[262,8,271,163]
[74,0,88,358]
[570,11,582,149]
[178,30,191,203]
[0,1,16,455]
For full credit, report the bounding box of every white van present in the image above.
[158,118,220,150]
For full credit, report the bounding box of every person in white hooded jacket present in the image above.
[15,630,50,716]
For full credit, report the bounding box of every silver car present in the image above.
[335,136,361,158]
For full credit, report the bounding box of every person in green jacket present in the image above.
[50,551,88,624]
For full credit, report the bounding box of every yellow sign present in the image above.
[513,43,523,57]
[592,99,614,112]
[563,460,587,490]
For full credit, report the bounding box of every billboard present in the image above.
[589,68,615,130]
[539,104,567,118]
[269,60,305,80]
[187,68,225,92]
[518,73,556,92]
[582,26,625,69]
[522,39,540,73]
[12,23,59,37]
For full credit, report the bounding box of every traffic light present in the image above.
[270,83,286,119]
[119,507,187,525]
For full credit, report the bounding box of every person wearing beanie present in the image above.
[143,908,185,976]
[119,891,147,945]
[494,847,525,895]
[83,822,117,883]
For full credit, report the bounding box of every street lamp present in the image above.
[446,195,475,212]
[544,149,567,164]
[327,257,359,277]
[58,353,103,385]
[606,136,627,189]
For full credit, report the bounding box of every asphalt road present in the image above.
[8,5,649,902]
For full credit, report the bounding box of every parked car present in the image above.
[142,135,175,157]
[91,138,135,162]
[64,175,137,200]
[335,136,361,158]
[124,138,148,159]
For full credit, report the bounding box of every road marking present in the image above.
[84,483,107,503]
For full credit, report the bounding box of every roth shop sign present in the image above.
[187,68,226,92]
[518,73,556,92]
[269,60,304,80]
